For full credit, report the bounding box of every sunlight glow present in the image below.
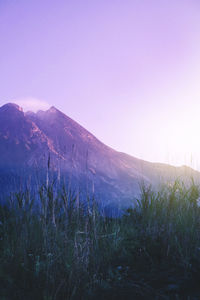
[153,104,200,170]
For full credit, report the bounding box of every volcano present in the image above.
[0,103,199,211]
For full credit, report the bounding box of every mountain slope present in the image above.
[0,103,199,211]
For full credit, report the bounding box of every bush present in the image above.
[1,179,200,299]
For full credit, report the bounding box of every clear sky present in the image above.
[1,0,200,170]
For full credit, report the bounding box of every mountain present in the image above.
[0,103,199,212]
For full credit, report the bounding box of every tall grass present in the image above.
[1,179,200,299]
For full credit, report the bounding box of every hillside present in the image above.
[0,103,199,211]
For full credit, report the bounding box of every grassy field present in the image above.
[1,180,200,299]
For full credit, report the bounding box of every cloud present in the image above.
[13,97,51,112]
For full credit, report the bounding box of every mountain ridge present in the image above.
[0,102,199,211]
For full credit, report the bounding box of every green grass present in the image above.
[1,179,200,299]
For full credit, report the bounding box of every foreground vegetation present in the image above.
[1,180,200,299]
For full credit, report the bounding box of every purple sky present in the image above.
[1,0,200,169]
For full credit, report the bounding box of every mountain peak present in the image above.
[34,106,61,119]
[0,103,23,112]
[47,106,59,113]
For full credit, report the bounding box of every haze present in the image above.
[1,0,200,170]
